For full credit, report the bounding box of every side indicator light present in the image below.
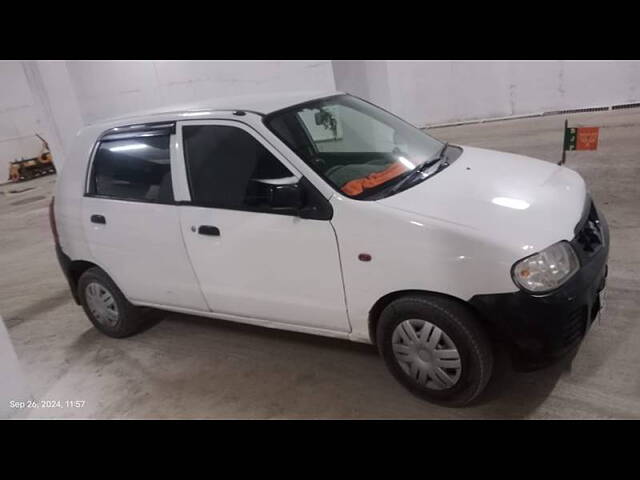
[358,253,372,262]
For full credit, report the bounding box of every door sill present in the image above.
[134,301,358,342]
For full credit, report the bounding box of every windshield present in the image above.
[264,94,446,199]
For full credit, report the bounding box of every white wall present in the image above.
[331,60,393,110]
[385,61,512,124]
[66,60,336,124]
[0,62,48,177]
[2,60,639,176]
[0,61,336,174]
[22,61,84,171]
[334,60,640,126]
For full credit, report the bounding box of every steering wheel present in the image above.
[310,157,326,169]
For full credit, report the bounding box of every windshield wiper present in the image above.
[380,142,450,198]
[424,141,449,171]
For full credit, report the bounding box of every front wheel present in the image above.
[377,294,493,407]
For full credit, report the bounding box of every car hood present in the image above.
[378,146,587,253]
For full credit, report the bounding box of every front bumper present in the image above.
[470,198,609,369]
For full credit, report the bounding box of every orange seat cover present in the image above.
[341,162,409,196]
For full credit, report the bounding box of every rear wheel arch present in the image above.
[68,260,139,306]
[66,260,103,303]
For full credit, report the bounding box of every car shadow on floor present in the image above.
[159,309,378,356]
[471,343,578,418]
[147,310,576,418]
[60,304,580,419]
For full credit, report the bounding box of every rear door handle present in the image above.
[198,225,220,236]
[91,214,106,224]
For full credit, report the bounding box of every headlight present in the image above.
[511,241,580,293]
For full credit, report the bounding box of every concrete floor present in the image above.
[1,108,639,419]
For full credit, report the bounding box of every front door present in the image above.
[176,120,350,332]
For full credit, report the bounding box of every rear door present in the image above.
[175,120,350,332]
[82,124,208,310]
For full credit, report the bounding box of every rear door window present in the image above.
[89,135,174,203]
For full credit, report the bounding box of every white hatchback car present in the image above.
[51,91,609,405]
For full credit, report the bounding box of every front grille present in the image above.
[561,307,587,346]
[574,201,604,256]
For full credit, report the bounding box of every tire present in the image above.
[77,267,150,338]
[377,294,493,407]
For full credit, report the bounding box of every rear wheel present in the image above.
[77,267,151,338]
[377,294,493,406]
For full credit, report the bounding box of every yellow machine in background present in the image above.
[8,134,56,182]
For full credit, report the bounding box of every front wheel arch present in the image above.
[368,289,493,346]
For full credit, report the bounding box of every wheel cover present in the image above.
[391,319,462,390]
[85,282,119,327]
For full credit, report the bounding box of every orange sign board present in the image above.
[575,127,599,151]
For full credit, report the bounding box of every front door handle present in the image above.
[91,214,106,224]
[198,225,220,236]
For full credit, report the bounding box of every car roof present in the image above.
[86,90,343,128]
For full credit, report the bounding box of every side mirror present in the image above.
[269,183,303,209]
[262,178,334,221]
